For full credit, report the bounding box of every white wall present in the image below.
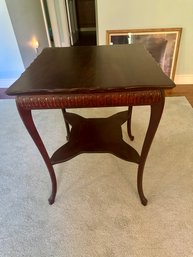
[0,0,24,87]
[6,0,49,69]
[96,0,193,83]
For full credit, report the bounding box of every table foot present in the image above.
[16,102,57,205]
[48,194,55,205]
[140,195,148,206]
[127,106,134,141]
[137,91,165,205]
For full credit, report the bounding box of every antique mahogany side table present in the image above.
[6,44,175,206]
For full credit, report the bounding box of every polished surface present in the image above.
[51,111,140,165]
[6,44,175,96]
[7,45,175,206]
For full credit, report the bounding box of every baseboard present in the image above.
[174,75,193,85]
[0,78,17,88]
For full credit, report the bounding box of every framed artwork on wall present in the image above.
[106,28,182,80]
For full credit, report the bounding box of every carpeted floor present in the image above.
[0,97,193,257]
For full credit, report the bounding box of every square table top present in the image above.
[6,44,175,96]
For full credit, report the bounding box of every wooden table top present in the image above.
[6,44,175,96]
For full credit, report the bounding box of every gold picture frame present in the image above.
[106,28,182,80]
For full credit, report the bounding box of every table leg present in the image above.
[16,103,57,205]
[62,109,70,141]
[137,94,165,205]
[127,106,134,141]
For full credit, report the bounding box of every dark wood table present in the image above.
[6,44,175,205]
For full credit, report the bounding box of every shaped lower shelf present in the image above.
[50,111,140,165]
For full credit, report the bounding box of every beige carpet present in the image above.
[0,97,193,257]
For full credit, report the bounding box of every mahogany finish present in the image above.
[6,45,174,96]
[6,45,175,206]
[51,111,140,165]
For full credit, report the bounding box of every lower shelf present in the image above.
[50,111,140,165]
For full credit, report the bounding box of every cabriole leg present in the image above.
[137,92,165,206]
[16,101,57,205]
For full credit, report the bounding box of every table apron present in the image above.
[16,90,163,110]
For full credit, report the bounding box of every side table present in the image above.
[6,45,175,205]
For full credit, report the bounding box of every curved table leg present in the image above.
[137,92,165,206]
[16,102,57,205]
[62,109,70,141]
[127,106,134,141]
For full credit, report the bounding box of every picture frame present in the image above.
[106,28,182,80]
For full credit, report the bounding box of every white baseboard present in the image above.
[0,78,17,88]
[174,75,193,85]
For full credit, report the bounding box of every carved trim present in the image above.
[16,90,162,110]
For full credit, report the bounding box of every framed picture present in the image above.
[106,28,182,80]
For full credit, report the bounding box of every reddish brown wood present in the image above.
[51,111,140,165]
[15,90,162,109]
[6,45,176,205]
[6,45,175,96]
[61,109,71,141]
[127,106,134,141]
[15,89,164,206]
[165,85,193,107]
[137,90,165,205]
[16,102,57,205]
[2,85,193,107]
